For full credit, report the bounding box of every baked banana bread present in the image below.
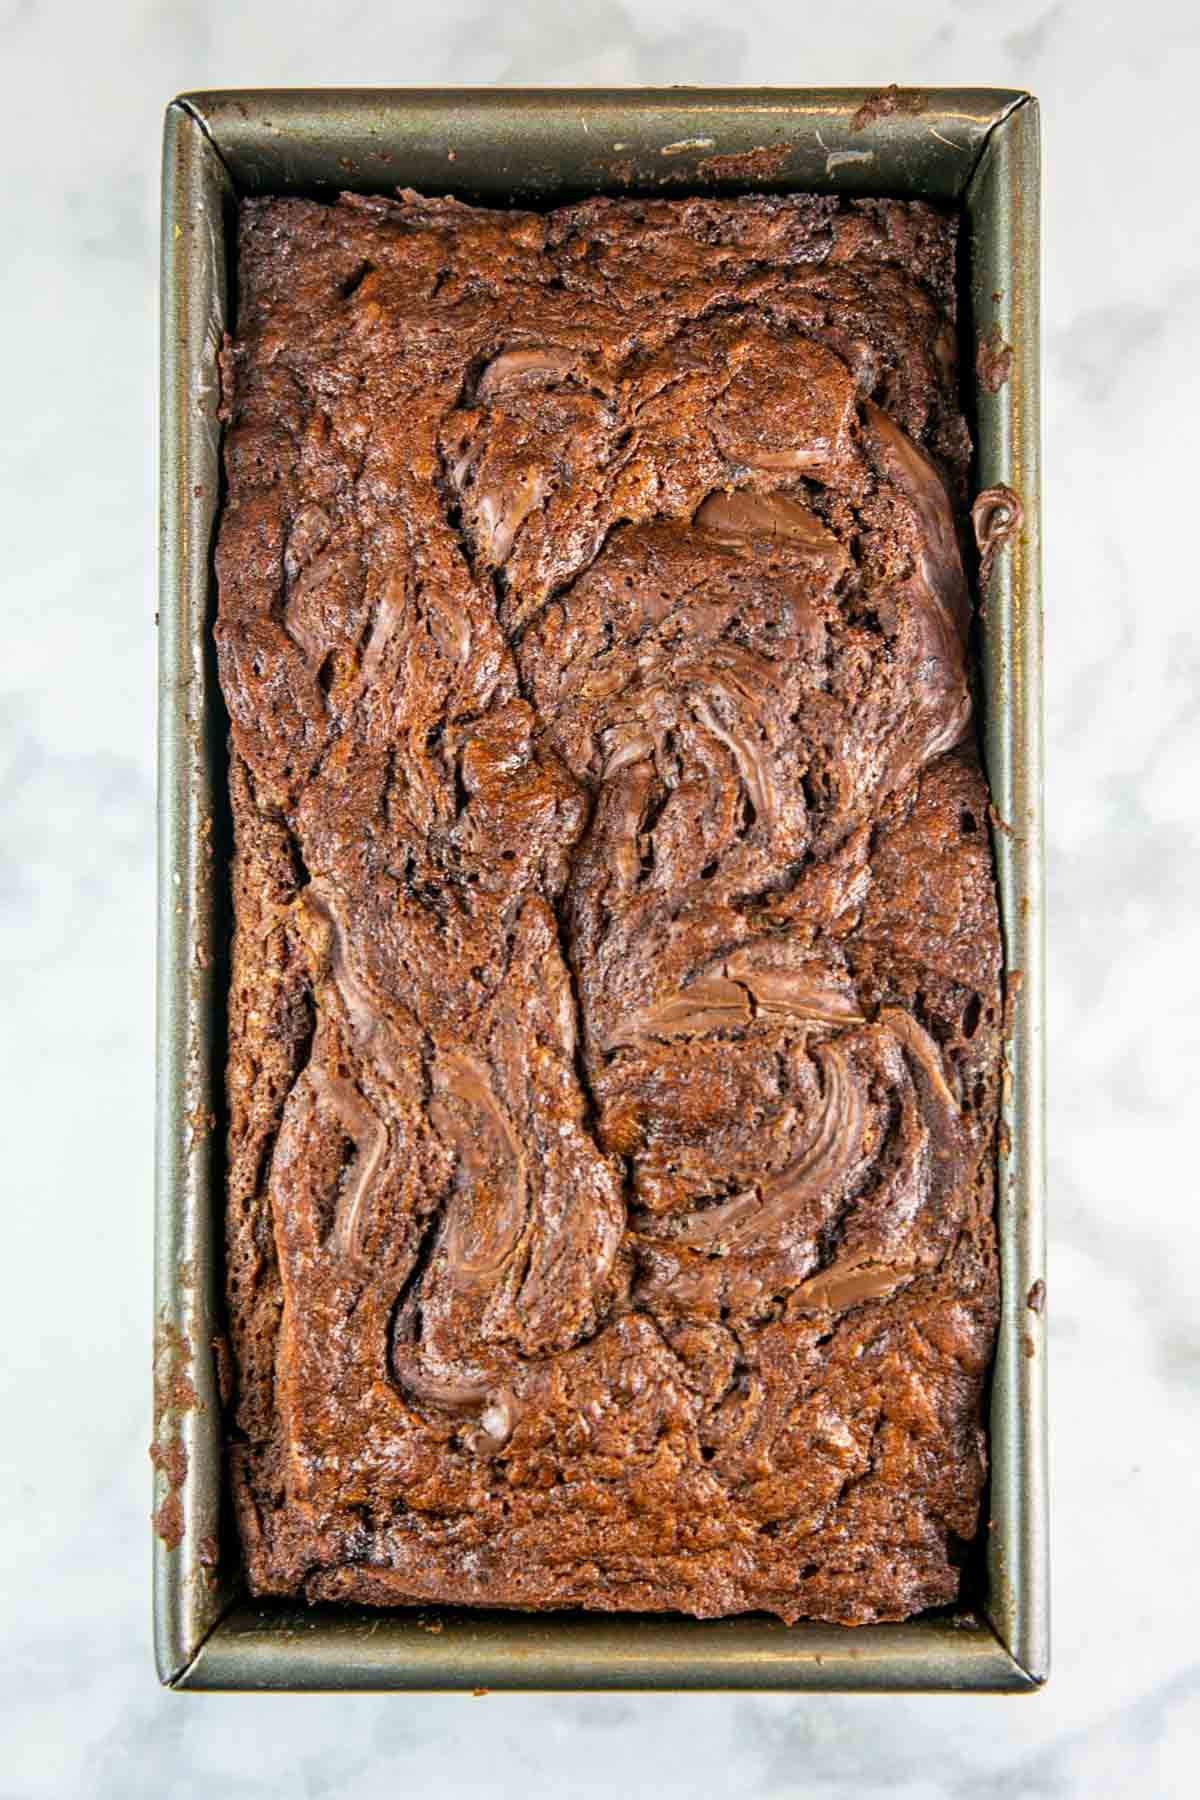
[215,189,1001,1625]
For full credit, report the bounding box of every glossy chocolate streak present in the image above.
[693,489,848,564]
[862,401,972,775]
[628,1007,965,1297]
[972,482,1024,593]
[429,1052,528,1287]
[218,191,1002,1625]
[607,954,863,1049]
[690,692,775,833]
[295,879,412,1085]
[475,346,583,398]
[864,401,970,640]
[638,1042,865,1253]
[305,1069,387,1261]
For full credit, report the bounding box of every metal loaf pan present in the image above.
[156,86,1045,1693]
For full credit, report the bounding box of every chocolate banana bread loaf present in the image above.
[215,189,1001,1625]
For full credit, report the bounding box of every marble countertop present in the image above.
[4,0,1198,1793]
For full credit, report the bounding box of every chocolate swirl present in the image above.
[304,1069,387,1261]
[429,1052,528,1287]
[626,1006,971,1330]
[862,401,972,778]
[636,1041,866,1254]
[693,489,848,566]
[972,483,1024,593]
[387,903,626,1439]
[606,952,863,1050]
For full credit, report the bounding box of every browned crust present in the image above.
[216,191,1000,1625]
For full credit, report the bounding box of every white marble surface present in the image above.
[3,0,1199,1792]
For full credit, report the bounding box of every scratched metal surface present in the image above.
[155,87,1045,1692]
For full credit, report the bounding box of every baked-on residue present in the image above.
[216,190,1001,1625]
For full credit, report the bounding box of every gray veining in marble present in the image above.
[2,0,1199,1793]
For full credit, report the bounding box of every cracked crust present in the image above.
[217,190,1000,1625]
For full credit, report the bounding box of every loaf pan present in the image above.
[156,86,1045,1692]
